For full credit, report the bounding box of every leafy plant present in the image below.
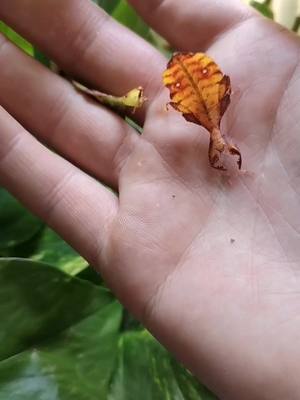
[0,189,42,251]
[250,1,274,19]
[0,260,215,400]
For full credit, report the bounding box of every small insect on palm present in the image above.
[163,52,242,171]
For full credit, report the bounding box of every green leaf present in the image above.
[0,22,49,67]
[120,309,143,332]
[0,259,116,361]
[0,189,43,250]
[34,48,51,68]
[250,1,274,19]
[171,360,217,400]
[0,260,217,399]
[92,0,121,14]
[112,0,152,42]
[76,266,103,286]
[109,331,217,400]
[29,227,87,275]
[0,21,33,55]
[0,302,122,400]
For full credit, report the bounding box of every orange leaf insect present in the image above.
[163,52,242,171]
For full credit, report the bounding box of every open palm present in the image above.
[1,1,300,398]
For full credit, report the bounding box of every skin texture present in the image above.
[0,0,300,398]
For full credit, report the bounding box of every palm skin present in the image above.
[104,15,300,399]
[0,1,300,399]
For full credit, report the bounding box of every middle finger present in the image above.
[0,34,138,189]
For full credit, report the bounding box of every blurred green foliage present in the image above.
[0,258,217,399]
[250,1,274,19]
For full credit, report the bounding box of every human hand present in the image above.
[0,1,300,398]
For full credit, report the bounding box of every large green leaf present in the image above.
[0,21,33,55]
[0,189,43,250]
[109,331,217,400]
[29,227,87,275]
[0,259,115,361]
[0,303,122,400]
[0,259,217,399]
